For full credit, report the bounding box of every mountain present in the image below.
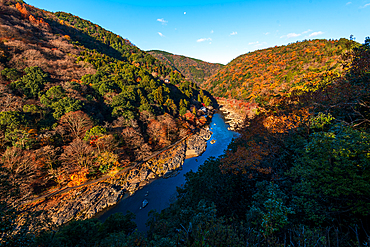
[202,39,354,105]
[0,0,212,201]
[148,50,223,84]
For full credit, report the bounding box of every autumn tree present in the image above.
[158,113,178,142]
[57,110,94,140]
[59,138,96,173]
[1,146,36,201]
[121,127,152,160]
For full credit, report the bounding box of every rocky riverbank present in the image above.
[218,105,245,131]
[217,98,257,131]
[24,127,213,227]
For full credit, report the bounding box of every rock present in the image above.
[147,171,156,180]
[25,120,212,229]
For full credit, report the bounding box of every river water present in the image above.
[98,113,238,232]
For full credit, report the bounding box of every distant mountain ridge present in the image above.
[148,50,223,84]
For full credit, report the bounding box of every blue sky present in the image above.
[26,0,370,64]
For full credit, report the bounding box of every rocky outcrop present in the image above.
[185,128,212,158]
[26,127,212,227]
[219,105,245,131]
[217,99,258,131]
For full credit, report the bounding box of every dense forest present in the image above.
[26,36,369,247]
[203,38,354,106]
[6,37,369,246]
[148,50,223,85]
[2,0,370,246]
[0,0,213,208]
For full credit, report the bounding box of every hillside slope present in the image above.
[148,50,223,84]
[203,39,355,105]
[0,0,212,202]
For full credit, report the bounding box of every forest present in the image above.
[1,0,370,246]
[148,50,223,85]
[0,0,212,211]
[202,38,354,106]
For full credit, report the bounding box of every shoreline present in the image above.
[24,112,214,227]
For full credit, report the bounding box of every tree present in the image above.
[147,119,169,147]
[1,68,21,81]
[179,99,187,115]
[50,97,83,120]
[121,127,152,160]
[1,146,36,201]
[59,138,95,172]
[158,113,178,142]
[11,67,48,98]
[58,110,94,140]
[289,124,370,223]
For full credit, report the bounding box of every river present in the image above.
[98,113,238,232]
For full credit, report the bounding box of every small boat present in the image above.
[210,140,216,144]
[142,199,148,208]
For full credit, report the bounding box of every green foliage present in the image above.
[11,66,48,98]
[36,212,137,247]
[1,68,21,81]
[50,97,83,120]
[96,151,118,173]
[84,126,107,141]
[99,211,136,236]
[310,112,335,130]
[148,50,223,84]
[289,124,370,222]
[247,182,294,237]
[45,86,65,100]
[0,111,27,131]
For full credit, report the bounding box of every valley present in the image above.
[1,0,370,246]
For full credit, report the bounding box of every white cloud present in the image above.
[157,18,168,24]
[302,29,312,34]
[197,38,212,42]
[248,41,259,45]
[230,31,238,36]
[281,32,301,39]
[346,2,352,5]
[309,31,324,37]
[211,30,214,34]
[255,42,267,48]
[360,3,370,8]
[264,32,270,35]
[287,33,301,38]
[158,32,165,37]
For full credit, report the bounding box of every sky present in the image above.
[25,0,370,64]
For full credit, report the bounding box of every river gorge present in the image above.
[23,112,238,231]
[97,112,239,232]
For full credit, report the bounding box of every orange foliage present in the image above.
[203,39,352,106]
[16,3,30,19]
[67,168,89,187]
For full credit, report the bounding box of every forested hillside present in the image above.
[19,37,370,246]
[2,0,370,246]
[148,50,223,84]
[0,0,212,204]
[143,37,370,246]
[203,39,354,105]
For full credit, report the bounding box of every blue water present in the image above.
[98,113,238,232]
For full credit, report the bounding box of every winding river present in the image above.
[98,113,238,232]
